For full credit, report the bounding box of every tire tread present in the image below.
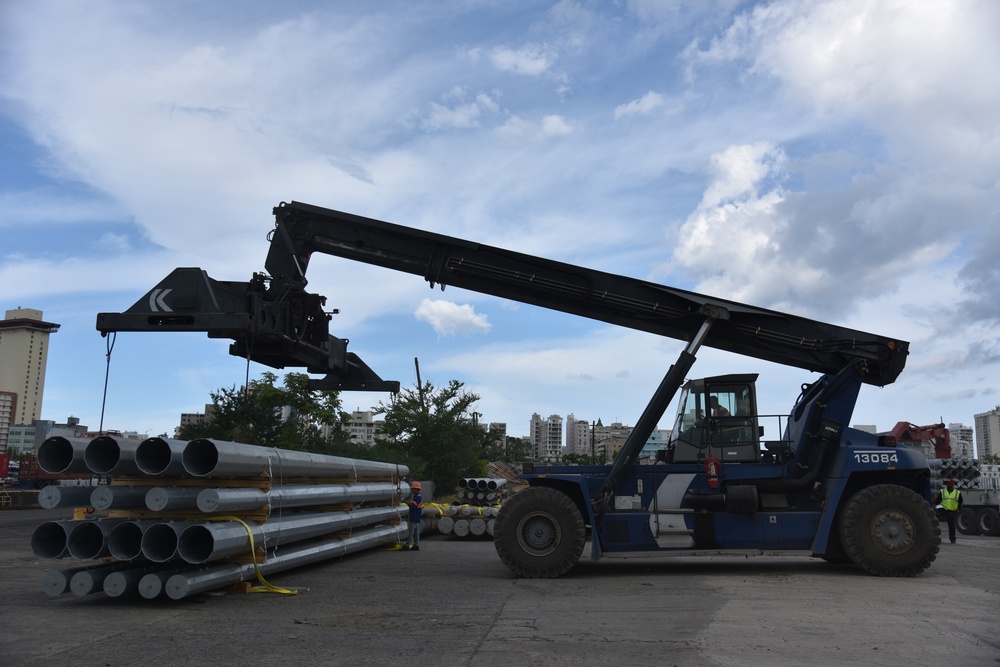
[839,484,940,577]
[494,486,586,579]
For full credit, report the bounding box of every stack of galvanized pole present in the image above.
[929,458,982,491]
[31,434,409,600]
[435,503,502,538]
[435,477,513,539]
[415,502,447,534]
[455,477,512,506]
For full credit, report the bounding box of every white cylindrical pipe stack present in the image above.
[34,437,412,599]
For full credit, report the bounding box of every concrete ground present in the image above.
[1,507,997,667]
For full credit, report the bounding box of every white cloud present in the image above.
[666,143,790,302]
[671,1,1000,324]
[414,299,491,336]
[96,232,132,253]
[489,44,555,76]
[540,115,573,136]
[0,253,172,300]
[0,188,130,226]
[706,1,1000,119]
[614,91,666,119]
[496,114,573,142]
[689,0,1000,171]
[702,142,784,206]
[425,101,484,130]
[665,140,963,318]
[423,91,501,131]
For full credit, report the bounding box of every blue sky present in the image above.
[1,0,998,442]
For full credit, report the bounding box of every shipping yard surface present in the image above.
[1,508,998,666]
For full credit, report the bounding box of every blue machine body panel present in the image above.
[519,369,933,562]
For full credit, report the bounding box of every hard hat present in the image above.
[946,479,955,485]
[410,482,422,490]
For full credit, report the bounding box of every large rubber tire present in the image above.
[838,484,940,577]
[977,507,1000,536]
[493,486,586,579]
[957,507,981,535]
[819,533,852,564]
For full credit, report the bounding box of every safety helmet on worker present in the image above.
[410,482,422,490]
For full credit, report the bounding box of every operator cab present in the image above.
[666,374,761,463]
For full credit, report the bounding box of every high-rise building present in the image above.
[0,308,60,426]
[0,390,16,451]
[176,404,217,437]
[337,410,384,446]
[973,407,1000,460]
[947,423,974,459]
[487,422,507,446]
[591,420,632,463]
[565,414,590,456]
[530,413,563,462]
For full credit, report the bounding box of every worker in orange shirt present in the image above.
[404,481,423,551]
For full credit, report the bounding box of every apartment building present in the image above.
[973,407,999,460]
[176,404,217,437]
[564,413,590,456]
[0,308,60,426]
[530,413,563,462]
[0,390,16,451]
[339,410,383,446]
[948,423,975,459]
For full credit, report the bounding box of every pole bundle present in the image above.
[929,458,985,490]
[33,435,410,599]
[431,474,523,539]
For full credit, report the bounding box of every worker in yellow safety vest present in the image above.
[935,479,963,544]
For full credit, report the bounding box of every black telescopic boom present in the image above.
[271,201,909,387]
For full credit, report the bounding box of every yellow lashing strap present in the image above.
[210,516,298,595]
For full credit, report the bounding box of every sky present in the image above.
[1,0,998,445]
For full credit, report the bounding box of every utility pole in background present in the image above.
[590,422,597,465]
[414,357,426,414]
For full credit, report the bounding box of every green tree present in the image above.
[502,435,532,463]
[176,371,349,453]
[982,454,1000,465]
[373,379,494,494]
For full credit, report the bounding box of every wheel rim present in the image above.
[516,510,561,557]
[869,508,915,554]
